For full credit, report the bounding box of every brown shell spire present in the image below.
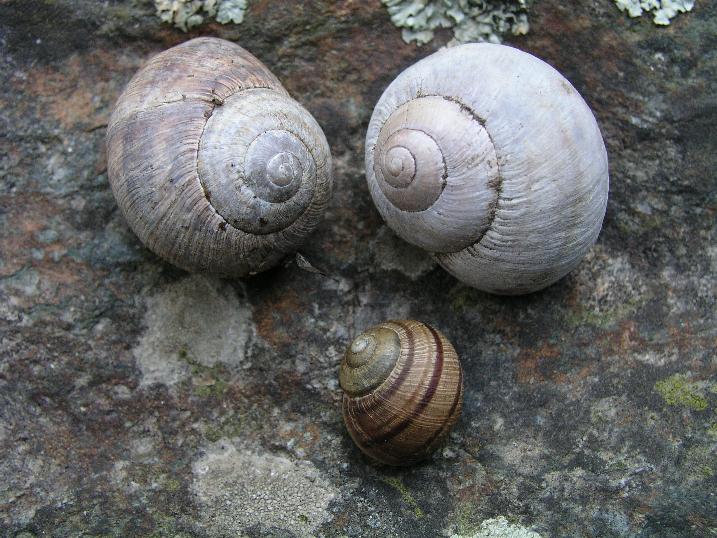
[340,320,463,466]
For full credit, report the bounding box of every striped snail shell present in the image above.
[340,320,463,466]
[107,37,332,276]
[366,43,609,294]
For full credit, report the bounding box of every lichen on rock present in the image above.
[154,0,247,31]
[132,275,254,387]
[451,516,543,538]
[654,373,710,411]
[613,0,696,25]
[191,442,337,536]
[381,0,533,45]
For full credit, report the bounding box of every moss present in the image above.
[147,514,194,538]
[564,295,642,330]
[707,424,717,438]
[194,377,229,397]
[381,0,533,45]
[177,347,232,398]
[205,415,243,442]
[382,476,425,518]
[164,477,182,492]
[684,446,716,481]
[655,374,708,411]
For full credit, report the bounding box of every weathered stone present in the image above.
[0,0,715,536]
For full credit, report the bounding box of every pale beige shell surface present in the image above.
[366,43,609,294]
[107,37,332,276]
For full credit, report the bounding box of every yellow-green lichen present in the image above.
[684,446,716,480]
[654,374,708,411]
[163,476,182,492]
[382,476,425,518]
[382,0,533,45]
[452,502,481,536]
[155,0,247,32]
[613,0,695,26]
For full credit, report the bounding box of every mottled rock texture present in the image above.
[0,1,715,537]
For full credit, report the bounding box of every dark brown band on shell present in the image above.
[340,320,463,466]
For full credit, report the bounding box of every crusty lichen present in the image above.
[155,0,247,32]
[451,516,543,538]
[654,373,709,411]
[382,0,533,45]
[613,0,696,25]
[191,443,337,535]
[382,476,425,518]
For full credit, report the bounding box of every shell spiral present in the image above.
[107,38,332,276]
[366,44,609,294]
[340,320,463,466]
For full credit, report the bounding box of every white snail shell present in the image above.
[107,37,332,276]
[366,43,609,295]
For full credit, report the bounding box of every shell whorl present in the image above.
[107,37,332,276]
[371,95,501,254]
[366,44,609,294]
[197,88,326,235]
[340,320,463,466]
[340,326,401,397]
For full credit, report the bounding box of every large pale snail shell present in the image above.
[340,320,463,466]
[366,43,609,295]
[107,37,332,276]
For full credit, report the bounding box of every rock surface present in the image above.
[0,1,715,536]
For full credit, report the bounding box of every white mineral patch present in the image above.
[451,516,543,538]
[613,0,696,25]
[192,443,337,536]
[133,274,253,387]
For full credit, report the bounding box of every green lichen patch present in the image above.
[177,347,233,398]
[684,446,716,481]
[654,374,709,411]
[613,0,696,26]
[564,295,643,330]
[204,413,243,442]
[382,476,425,518]
[381,0,533,45]
[451,502,481,536]
[155,0,247,32]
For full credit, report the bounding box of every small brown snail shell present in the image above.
[366,43,609,294]
[107,37,332,276]
[340,320,463,466]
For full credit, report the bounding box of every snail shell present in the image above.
[366,43,609,295]
[340,320,463,466]
[107,37,332,276]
